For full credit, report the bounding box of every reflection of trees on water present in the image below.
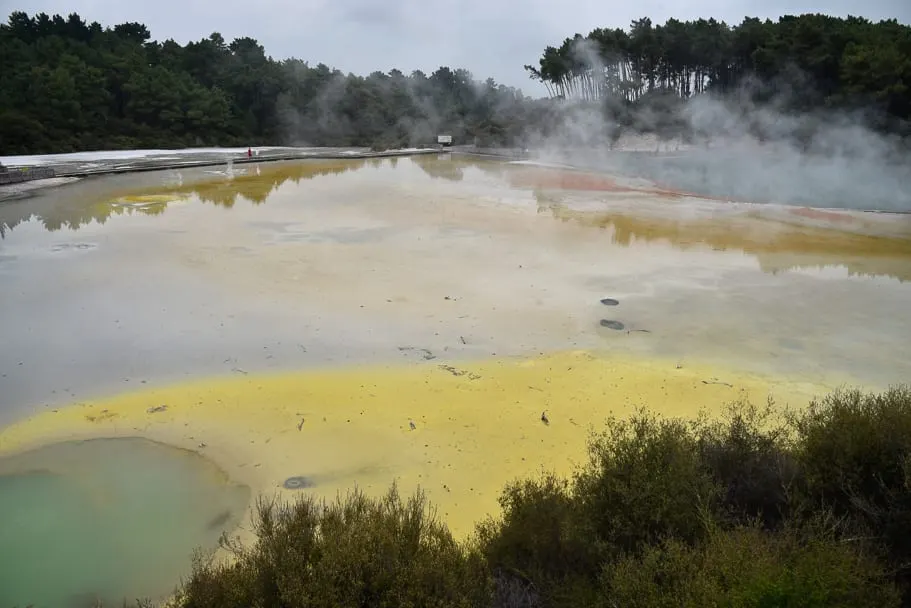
[537,195,911,282]
[411,155,465,182]
[1,197,119,237]
[0,157,494,238]
[148,160,369,208]
[0,160,370,237]
[410,154,511,182]
[2,191,175,237]
[3,156,550,239]
[0,155,532,238]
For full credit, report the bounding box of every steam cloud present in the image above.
[274,41,910,213]
[523,36,911,213]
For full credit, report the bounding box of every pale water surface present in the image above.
[0,154,910,604]
[1,155,909,421]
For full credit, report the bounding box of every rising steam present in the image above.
[524,36,911,212]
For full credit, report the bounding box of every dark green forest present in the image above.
[525,14,911,141]
[0,10,543,154]
[527,15,911,113]
[0,11,910,154]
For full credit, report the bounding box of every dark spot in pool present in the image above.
[206,509,232,531]
[600,319,625,331]
[283,476,315,490]
[600,298,619,306]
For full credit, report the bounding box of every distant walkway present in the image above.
[0,146,441,181]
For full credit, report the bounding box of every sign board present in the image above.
[437,134,453,145]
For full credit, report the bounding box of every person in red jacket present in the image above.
[247,147,253,158]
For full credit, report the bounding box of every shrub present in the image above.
[171,388,911,607]
[605,525,901,608]
[794,386,911,589]
[573,412,718,557]
[477,413,721,607]
[175,484,491,608]
[796,386,911,515]
[476,473,596,607]
[696,400,799,530]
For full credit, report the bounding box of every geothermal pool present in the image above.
[0,437,249,607]
[0,153,910,604]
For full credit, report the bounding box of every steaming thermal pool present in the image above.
[1,154,910,604]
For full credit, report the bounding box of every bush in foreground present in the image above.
[175,386,911,607]
[175,485,491,608]
[795,387,911,591]
[606,525,900,607]
[477,406,792,605]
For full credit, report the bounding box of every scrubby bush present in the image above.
[794,386,911,591]
[696,400,798,530]
[176,484,491,608]
[796,387,911,520]
[477,413,725,606]
[475,390,911,606]
[605,525,900,607]
[476,473,595,606]
[174,386,911,607]
[574,412,718,556]
[476,408,797,596]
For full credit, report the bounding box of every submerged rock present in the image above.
[600,319,625,331]
[283,476,315,490]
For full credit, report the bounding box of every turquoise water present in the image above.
[0,437,250,608]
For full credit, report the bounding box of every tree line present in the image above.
[0,11,544,155]
[1,11,909,156]
[526,15,911,129]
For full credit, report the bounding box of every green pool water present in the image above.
[0,437,250,608]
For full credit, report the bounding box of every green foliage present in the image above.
[167,386,911,607]
[2,11,909,155]
[794,387,911,583]
[606,526,900,607]
[696,400,798,529]
[0,11,537,154]
[476,473,595,601]
[474,387,911,606]
[476,413,721,606]
[574,413,718,555]
[176,484,491,608]
[529,15,911,121]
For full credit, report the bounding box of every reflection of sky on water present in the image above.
[1,155,909,422]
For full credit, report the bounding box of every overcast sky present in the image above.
[3,0,909,94]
